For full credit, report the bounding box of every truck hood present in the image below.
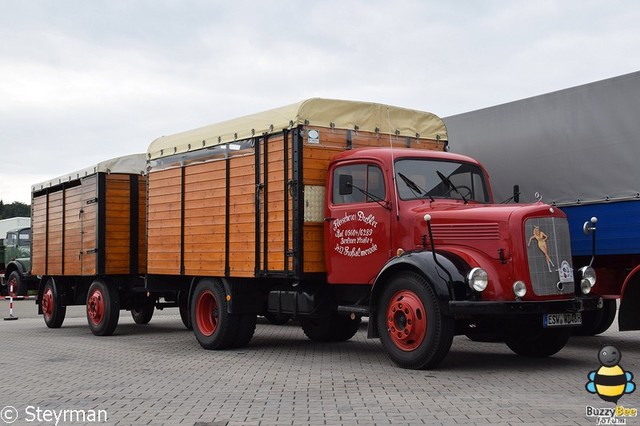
[409,200,565,257]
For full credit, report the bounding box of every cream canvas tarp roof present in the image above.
[32,153,147,193]
[147,98,448,160]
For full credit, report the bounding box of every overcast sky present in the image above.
[1,0,639,204]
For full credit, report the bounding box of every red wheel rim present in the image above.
[42,288,54,321]
[87,288,105,326]
[196,289,219,337]
[385,290,427,351]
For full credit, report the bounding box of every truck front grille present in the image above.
[525,217,574,296]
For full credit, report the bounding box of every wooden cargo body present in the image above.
[31,154,147,278]
[146,99,448,280]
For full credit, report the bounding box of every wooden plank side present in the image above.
[80,177,98,275]
[138,177,147,274]
[303,223,325,273]
[264,136,290,272]
[147,169,182,275]
[63,185,84,275]
[31,195,47,275]
[104,174,131,275]
[228,155,255,276]
[46,191,64,275]
[183,160,226,276]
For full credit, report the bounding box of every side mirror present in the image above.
[338,175,353,195]
[513,185,520,203]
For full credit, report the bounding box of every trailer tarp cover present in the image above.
[147,98,448,160]
[445,71,640,206]
[32,153,147,192]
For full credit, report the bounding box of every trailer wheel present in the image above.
[86,280,120,336]
[191,279,240,350]
[7,271,27,297]
[42,279,66,328]
[131,298,154,325]
[376,271,454,369]
[301,314,361,342]
[505,321,570,357]
[178,290,192,330]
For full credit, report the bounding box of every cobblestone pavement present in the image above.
[1,300,639,425]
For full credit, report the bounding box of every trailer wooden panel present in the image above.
[31,154,147,278]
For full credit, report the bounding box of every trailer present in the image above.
[445,71,640,335]
[30,154,178,333]
[36,99,599,369]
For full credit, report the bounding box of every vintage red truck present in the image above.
[33,98,599,369]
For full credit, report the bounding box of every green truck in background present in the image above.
[1,217,37,296]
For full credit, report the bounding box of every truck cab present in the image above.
[2,227,34,296]
[325,147,599,368]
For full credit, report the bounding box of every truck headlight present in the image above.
[579,266,596,294]
[467,268,488,292]
[512,281,527,298]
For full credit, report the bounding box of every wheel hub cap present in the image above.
[386,291,427,351]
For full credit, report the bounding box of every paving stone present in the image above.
[1,301,639,425]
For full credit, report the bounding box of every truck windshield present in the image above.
[395,159,489,203]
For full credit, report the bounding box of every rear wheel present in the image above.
[131,297,155,325]
[86,280,120,336]
[191,279,246,349]
[7,271,27,297]
[376,271,454,369]
[301,314,361,342]
[178,290,192,330]
[41,279,66,328]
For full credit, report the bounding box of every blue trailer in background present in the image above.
[445,71,640,334]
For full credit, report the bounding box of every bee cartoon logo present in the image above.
[586,345,636,403]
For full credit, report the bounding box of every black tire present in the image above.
[263,311,292,325]
[573,299,617,336]
[178,290,192,330]
[376,271,454,369]
[7,271,27,297]
[232,314,257,348]
[131,298,155,325]
[592,299,617,335]
[191,279,242,350]
[41,279,66,328]
[86,279,120,336]
[505,322,571,358]
[301,314,362,342]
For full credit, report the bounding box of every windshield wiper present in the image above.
[348,183,391,210]
[436,170,468,204]
[398,173,434,202]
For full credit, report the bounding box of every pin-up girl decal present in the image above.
[528,226,554,272]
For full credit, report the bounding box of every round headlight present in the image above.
[512,281,527,298]
[467,268,488,292]
[580,279,592,295]
[579,266,597,287]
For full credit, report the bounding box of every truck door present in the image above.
[325,162,391,284]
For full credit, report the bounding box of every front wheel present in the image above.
[41,279,66,328]
[86,280,120,336]
[376,271,454,369]
[7,271,27,297]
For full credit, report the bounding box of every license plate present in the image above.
[543,312,582,327]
